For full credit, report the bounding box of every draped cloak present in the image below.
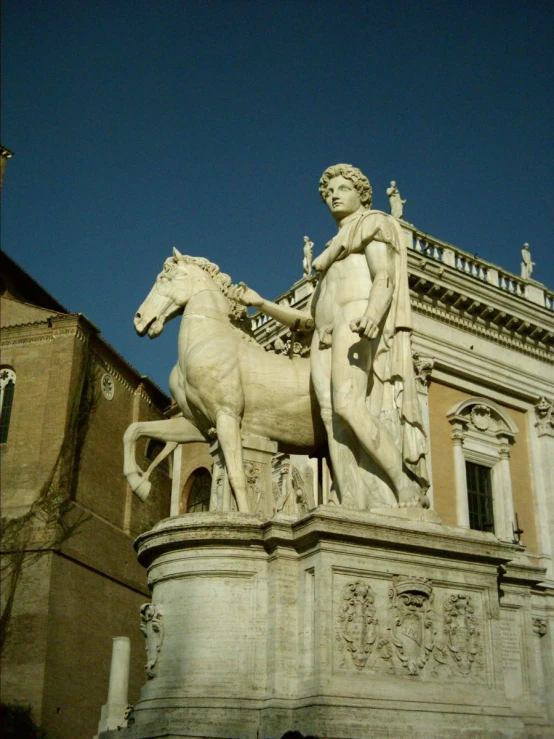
[312,209,429,491]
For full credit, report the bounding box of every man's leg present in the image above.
[330,313,404,495]
[311,340,360,504]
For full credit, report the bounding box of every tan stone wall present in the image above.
[428,382,462,527]
[1,505,152,739]
[507,406,538,553]
[428,381,538,552]
[1,303,171,739]
[0,324,78,513]
[1,296,61,327]
[41,553,149,739]
[0,553,53,722]
[74,353,132,529]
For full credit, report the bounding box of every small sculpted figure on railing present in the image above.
[520,243,535,280]
[387,180,406,220]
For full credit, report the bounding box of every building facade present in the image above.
[0,252,172,739]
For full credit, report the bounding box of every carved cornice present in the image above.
[411,297,553,363]
[1,314,94,347]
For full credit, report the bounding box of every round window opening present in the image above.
[101,373,115,400]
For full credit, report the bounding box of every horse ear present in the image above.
[173,246,183,260]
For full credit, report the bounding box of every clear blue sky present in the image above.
[3,0,553,391]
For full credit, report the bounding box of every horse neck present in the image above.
[182,276,231,322]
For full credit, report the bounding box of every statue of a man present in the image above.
[520,243,535,280]
[302,236,314,277]
[237,164,428,509]
[387,180,406,220]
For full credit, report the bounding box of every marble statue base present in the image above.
[98,508,551,739]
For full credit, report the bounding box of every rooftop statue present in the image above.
[520,242,535,280]
[387,180,406,220]
[302,236,314,277]
[238,164,429,509]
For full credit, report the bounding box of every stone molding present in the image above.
[411,296,553,363]
[135,507,521,571]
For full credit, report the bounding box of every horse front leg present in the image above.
[216,412,249,513]
[123,416,206,502]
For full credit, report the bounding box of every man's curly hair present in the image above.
[319,164,372,209]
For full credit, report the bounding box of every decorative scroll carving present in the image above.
[387,576,435,675]
[532,618,547,637]
[535,397,554,436]
[337,580,378,670]
[140,603,164,679]
[442,594,482,675]
[412,352,434,394]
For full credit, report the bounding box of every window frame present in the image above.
[0,367,16,444]
[447,397,518,542]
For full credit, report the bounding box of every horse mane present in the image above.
[172,254,257,340]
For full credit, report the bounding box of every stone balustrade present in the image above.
[251,226,553,336]
[411,228,553,311]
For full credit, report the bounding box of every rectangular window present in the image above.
[466,461,494,532]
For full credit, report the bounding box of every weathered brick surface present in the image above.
[1,266,171,739]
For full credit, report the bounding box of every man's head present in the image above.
[319,164,372,210]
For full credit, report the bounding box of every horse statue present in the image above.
[123,248,325,512]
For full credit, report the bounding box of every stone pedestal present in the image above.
[99,508,551,739]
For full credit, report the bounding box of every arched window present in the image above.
[0,367,16,444]
[184,468,212,513]
[447,398,518,541]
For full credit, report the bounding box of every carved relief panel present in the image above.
[334,573,486,683]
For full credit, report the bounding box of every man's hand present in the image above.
[234,282,264,308]
[350,314,379,339]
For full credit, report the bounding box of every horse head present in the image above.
[135,247,211,338]
[135,248,246,339]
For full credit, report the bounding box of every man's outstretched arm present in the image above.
[235,282,314,332]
